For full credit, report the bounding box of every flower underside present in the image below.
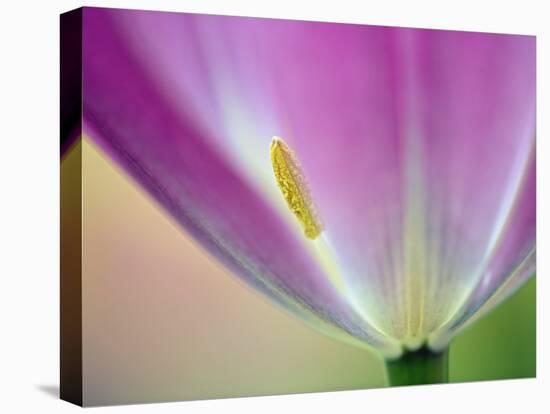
[81,10,535,360]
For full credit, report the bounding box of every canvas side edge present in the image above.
[60,7,83,407]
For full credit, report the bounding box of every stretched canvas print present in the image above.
[60,6,536,407]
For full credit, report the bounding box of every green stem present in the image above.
[385,347,449,386]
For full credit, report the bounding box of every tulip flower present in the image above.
[81,8,536,386]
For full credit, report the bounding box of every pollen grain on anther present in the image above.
[270,136,323,240]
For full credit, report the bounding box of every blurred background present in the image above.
[75,138,535,406]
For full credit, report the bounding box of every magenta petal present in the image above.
[82,8,400,355]
[80,7,535,352]
[406,30,536,342]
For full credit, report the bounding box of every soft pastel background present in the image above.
[70,137,534,406]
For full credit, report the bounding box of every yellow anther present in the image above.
[270,136,323,240]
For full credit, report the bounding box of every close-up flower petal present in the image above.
[80,8,535,361]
